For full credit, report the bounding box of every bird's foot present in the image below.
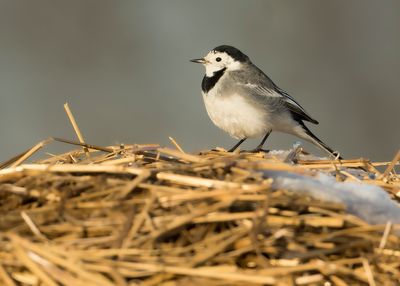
[249,148,269,153]
[227,147,240,153]
[210,147,227,153]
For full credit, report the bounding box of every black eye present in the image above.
[216,57,222,62]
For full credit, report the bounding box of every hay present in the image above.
[0,138,399,285]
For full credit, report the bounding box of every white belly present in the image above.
[203,92,270,139]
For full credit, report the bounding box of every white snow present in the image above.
[263,170,400,225]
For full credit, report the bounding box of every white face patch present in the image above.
[203,51,242,77]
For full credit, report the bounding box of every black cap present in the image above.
[213,45,249,62]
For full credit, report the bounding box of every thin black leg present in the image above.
[228,138,247,152]
[253,130,272,152]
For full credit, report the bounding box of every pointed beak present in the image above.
[190,58,206,64]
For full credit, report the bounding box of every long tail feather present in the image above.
[295,121,342,159]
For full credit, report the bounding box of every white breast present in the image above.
[203,91,271,139]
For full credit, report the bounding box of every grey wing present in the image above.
[231,67,319,124]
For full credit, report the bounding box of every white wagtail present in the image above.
[191,45,340,158]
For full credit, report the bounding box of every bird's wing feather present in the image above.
[274,87,319,124]
[232,67,319,124]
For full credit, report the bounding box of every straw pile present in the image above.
[0,136,398,286]
[0,105,399,286]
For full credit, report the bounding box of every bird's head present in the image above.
[191,45,249,76]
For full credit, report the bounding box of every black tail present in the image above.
[297,120,342,159]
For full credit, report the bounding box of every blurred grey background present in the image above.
[0,0,399,162]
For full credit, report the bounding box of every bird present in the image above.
[190,45,340,158]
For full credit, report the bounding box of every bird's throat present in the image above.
[201,68,226,93]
